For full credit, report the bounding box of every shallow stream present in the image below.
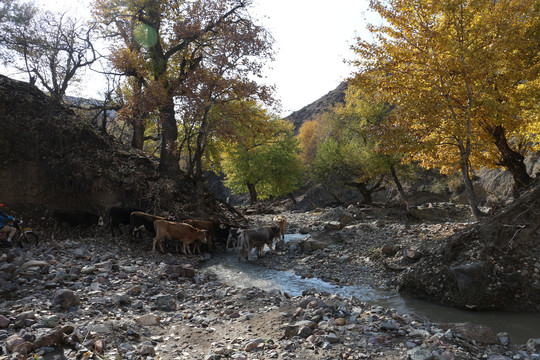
[202,234,540,344]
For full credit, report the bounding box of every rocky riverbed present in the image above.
[1,204,540,360]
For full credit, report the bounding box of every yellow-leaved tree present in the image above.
[351,0,540,218]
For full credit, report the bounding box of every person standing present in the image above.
[0,204,16,243]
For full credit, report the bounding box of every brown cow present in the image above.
[182,219,231,253]
[239,225,280,260]
[130,211,166,241]
[182,219,216,248]
[152,220,209,254]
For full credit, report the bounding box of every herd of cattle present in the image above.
[51,208,287,260]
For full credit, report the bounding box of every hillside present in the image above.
[0,75,238,226]
[285,82,347,133]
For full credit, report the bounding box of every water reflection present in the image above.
[202,234,540,344]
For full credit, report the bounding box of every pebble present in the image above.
[0,209,537,360]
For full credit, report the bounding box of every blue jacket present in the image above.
[0,210,14,229]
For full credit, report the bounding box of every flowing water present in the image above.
[202,234,540,344]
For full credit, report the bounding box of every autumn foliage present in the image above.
[350,0,540,217]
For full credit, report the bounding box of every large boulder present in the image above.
[299,229,343,252]
[398,184,540,311]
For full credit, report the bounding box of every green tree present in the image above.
[0,0,35,68]
[299,85,395,204]
[222,117,303,204]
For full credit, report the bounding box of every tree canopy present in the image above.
[92,0,274,180]
[298,85,395,203]
[1,2,97,122]
[221,107,303,204]
[350,0,540,217]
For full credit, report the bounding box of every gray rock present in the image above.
[527,338,540,352]
[138,342,155,355]
[439,322,497,345]
[497,332,510,346]
[119,342,136,354]
[113,293,132,306]
[326,332,340,344]
[380,321,399,331]
[407,347,436,360]
[450,262,490,303]
[155,294,176,311]
[52,289,79,310]
[297,325,313,338]
[81,265,97,274]
[40,315,59,328]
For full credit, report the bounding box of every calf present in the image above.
[272,215,287,243]
[130,211,165,241]
[226,227,243,251]
[109,207,142,237]
[53,209,104,239]
[152,220,209,254]
[240,225,280,260]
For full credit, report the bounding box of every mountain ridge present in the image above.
[285,81,348,133]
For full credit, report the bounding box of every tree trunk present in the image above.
[194,150,204,200]
[460,157,483,220]
[193,106,210,199]
[288,193,297,204]
[45,97,60,124]
[131,119,145,150]
[490,125,531,196]
[247,182,258,205]
[101,109,108,135]
[390,164,409,210]
[356,182,373,204]
[159,97,181,178]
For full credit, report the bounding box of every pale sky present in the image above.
[21,0,374,116]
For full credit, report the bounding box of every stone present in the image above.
[380,321,399,331]
[135,314,161,326]
[244,339,264,352]
[439,322,497,345]
[407,347,436,360]
[127,285,142,295]
[335,317,346,326]
[180,264,196,278]
[53,289,79,310]
[497,332,510,346]
[382,244,397,256]
[527,338,540,352]
[6,334,24,352]
[41,315,59,328]
[22,260,49,269]
[297,325,313,338]
[0,315,9,329]
[326,332,340,344]
[155,294,176,311]
[449,262,490,303]
[138,342,155,355]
